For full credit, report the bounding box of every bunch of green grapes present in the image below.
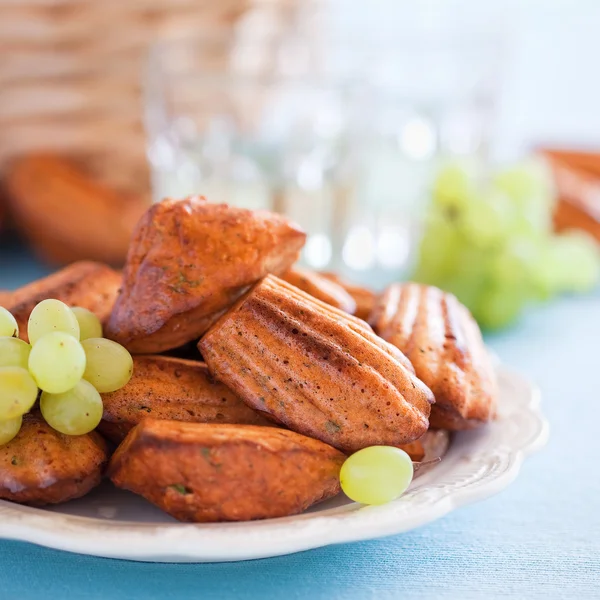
[0,301,133,445]
[413,159,600,329]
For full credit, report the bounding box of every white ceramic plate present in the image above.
[0,365,548,563]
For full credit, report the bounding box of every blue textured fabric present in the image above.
[1,252,599,600]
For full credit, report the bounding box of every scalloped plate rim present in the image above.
[0,364,549,562]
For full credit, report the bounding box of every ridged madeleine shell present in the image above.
[4,154,147,266]
[200,275,434,452]
[369,283,497,430]
[109,420,345,522]
[281,267,357,314]
[99,355,272,443]
[0,413,108,506]
[106,197,306,353]
[319,272,376,320]
[0,290,13,307]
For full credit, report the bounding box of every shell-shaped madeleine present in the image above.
[5,154,146,266]
[0,290,13,307]
[109,420,345,522]
[105,197,306,353]
[0,413,108,506]
[369,283,497,430]
[319,272,376,320]
[5,261,121,343]
[199,275,434,453]
[99,355,272,443]
[281,267,357,314]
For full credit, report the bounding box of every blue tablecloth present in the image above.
[1,249,599,599]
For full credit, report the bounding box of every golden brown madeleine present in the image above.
[319,272,376,320]
[281,267,357,314]
[4,154,147,266]
[99,356,273,444]
[0,413,109,506]
[105,197,306,353]
[199,275,434,453]
[109,420,345,522]
[369,283,497,430]
[0,290,13,307]
[5,261,121,343]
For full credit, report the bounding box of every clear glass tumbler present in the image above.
[144,34,360,271]
[144,25,502,286]
[329,32,503,287]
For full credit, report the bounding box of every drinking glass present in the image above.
[144,34,359,270]
[144,26,502,285]
[331,32,503,286]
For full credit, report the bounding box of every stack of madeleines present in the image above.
[0,197,497,521]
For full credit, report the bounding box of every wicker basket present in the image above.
[0,0,299,199]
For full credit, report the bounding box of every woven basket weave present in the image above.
[0,0,267,198]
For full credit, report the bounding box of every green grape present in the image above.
[0,415,23,446]
[71,307,103,341]
[0,367,38,421]
[40,379,103,436]
[0,307,18,338]
[0,337,32,369]
[493,160,555,209]
[433,160,480,211]
[340,446,414,505]
[475,284,526,330]
[413,214,461,283]
[490,237,541,287]
[518,203,553,236]
[548,232,600,293]
[28,332,86,394]
[532,265,556,301]
[442,277,483,314]
[28,299,80,345]
[82,338,133,393]
[443,245,492,309]
[460,190,515,247]
[493,161,556,239]
[529,238,561,301]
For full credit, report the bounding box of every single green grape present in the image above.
[340,446,414,505]
[442,244,492,310]
[474,284,526,330]
[442,277,484,315]
[490,237,540,286]
[0,337,32,369]
[71,307,103,341]
[28,332,86,394]
[40,379,103,436]
[493,160,555,210]
[0,307,18,338]
[82,338,133,393]
[514,201,553,236]
[0,415,23,446]
[460,190,515,248]
[413,214,461,283]
[0,367,38,421]
[548,232,600,293]
[28,299,80,345]
[432,160,480,211]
